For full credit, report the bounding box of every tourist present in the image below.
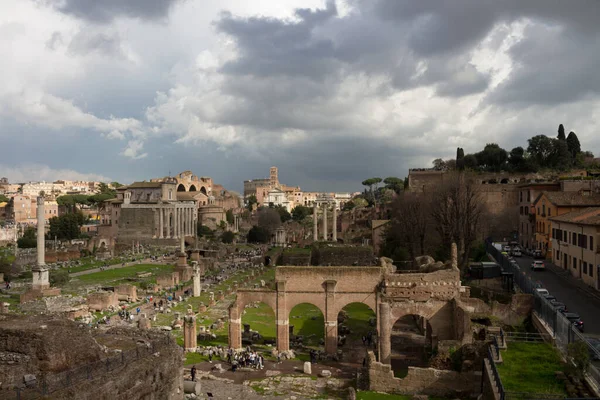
[190,366,196,382]
[258,354,264,370]
[231,359,238,372]
[361,335,367,346]
[227,348,232,364]
[136,307,141,315]
[277,353,281,364]
[208,350,213,363]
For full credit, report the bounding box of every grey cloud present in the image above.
[67,31,125,58]
[487,23,600,106]
[45,31,63,50]
[43,0,183,23]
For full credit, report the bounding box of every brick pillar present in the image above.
[379,302,391,364]
[324,280,337,355]
[228,306,242,350]
[276,281,289,352]
[183,314,197,351]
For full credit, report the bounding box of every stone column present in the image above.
[180,235,185,253]
[159,208,164,238]
[228,305,242,350]
[36,197,45,267]
[312,203,318,241]
[332,203,337,242]
[324,280,337,355]
[451,242,458,270]
[166,209,171,238]
[379,302,391,364]
[183,312,197,351]
[322,204,328,241]
[192,265,201,297]
[276,281,289,352]
[176,207,181,239]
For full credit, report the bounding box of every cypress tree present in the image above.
[557,124,566,141]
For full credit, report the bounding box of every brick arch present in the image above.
[331,294,377,318]
[285,296,326,320]
[235,290,277,315]
[389,300,449,325]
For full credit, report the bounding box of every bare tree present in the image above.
[431,172,483,269]
[257,207,281,236]
[389,193,430,260]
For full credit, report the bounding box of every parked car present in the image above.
[586,338,600,361]
[535,288,549,296]
[512,248,522,257]
[533,250,544,259]
[531,260,545,271]
[563,313,584,332]
[549,301,567,313]
[503,245,511,252]
[542,294,557,302]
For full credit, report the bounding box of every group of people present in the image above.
[227,347,265,372]
[361,330,375,347]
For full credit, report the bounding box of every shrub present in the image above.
[50,269,70,286]
[221,231,235,244]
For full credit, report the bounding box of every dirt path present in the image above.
[69,257,159,277]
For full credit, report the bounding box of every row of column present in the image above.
[157,206,195,239]
[312,202,337,242]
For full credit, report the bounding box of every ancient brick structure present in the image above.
[229,244,472,359]
[86,291,119,312]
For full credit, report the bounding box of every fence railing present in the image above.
[9,336,172,400]
[503,331,550,343]
[487,347,505,400]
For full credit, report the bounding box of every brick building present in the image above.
[549,207,600,290]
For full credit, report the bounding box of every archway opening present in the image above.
[177,184,186,192]
[241,301,276,347]
[200,186,208,195]
[289,303,324,353]
[391,314,432,377]
[337,303,376,363]
[189,185,197,192]
[500,178,509,184]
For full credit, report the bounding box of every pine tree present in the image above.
[566,131,581,159]
[557,124,566,141]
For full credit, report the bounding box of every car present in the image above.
[549,301,567,312]
[531,260,545,271]
[563,313,584,332]
[533,250,544,259]
[503,245,511,252]
[535,288,549,296]
[542,294,557,302]
[512,249,522,257]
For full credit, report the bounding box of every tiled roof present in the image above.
[127,182,163,189]
[535,191,600,207]
[549,207,600,225]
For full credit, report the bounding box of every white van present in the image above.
[535,288,549,296]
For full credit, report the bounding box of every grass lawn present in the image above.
[289,303,324,347]
[73,264,174,285]
[342,303,376,338]
[242,302,276,342]
[496,342,566,395]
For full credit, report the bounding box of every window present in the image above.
[582,235,588,249]
[528,191,531,202]
[584,262,588,274]
[573,257,577,269]
[520,206,523,215]
[556,250,560,260]
[525,206,529,214]
[564,231,568,242]
[591,236,594,251]
[520,192,523,202]
[537,207,540,215]
[548,208,551,217]
[542,204,546,215]
[591,265,594,277]
[572,232,577,245]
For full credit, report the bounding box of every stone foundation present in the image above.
[86,291,119,311]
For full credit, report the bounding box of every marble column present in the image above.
[312,203,318,241]
[379,302,391,364]
[322,205,328,241]
[229,306,242,350]
[36,197,45,267]
[166,209,172,238]
[332,203,337,242]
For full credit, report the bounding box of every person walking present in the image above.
[191,366,196,382]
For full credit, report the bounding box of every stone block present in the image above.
[303,361,312,374]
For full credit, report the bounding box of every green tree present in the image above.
[111,182,123,188]
[508,147,526,171]
[566,131,581,160]
[246,194,258,212]
[196,222,214,239]
[383,177,404,194]
[463,154,478,169]
[527,135,554,168]
[567,341,590,378]
[557,123,566,141]
[291,205,311,222]
[362,177,382,206]
[17,226,37,248]
[48,212,87,240]
[0,195,9,203]
[456,148,465,170]
[226,209,234,225]
[221,230,235,244]
[258,207,281,235]
[476,143,508,171]
[273,205,292,223]
[551,139,572,170]
[247,225,270,243]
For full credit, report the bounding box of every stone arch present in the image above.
[336,302,377,361]
[390,313,433,374]
[177,184,186,192]
[98,238,108,249]
[288,302,325,349]
[189,184,197,192]
[500,178,509,184]
[200,186,207,195]
[229,290,277,350]
[241,300,277,346]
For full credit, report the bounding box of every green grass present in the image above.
[356,392,412,400]
[242,302,276,342]
[342,303,376,337]
[289,303,324,346]
[282,247,312,254]
[74,264,174,284]
[496,342,566,395]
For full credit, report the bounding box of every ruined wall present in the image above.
[115,285,137,302]
[117,208,155,240]
[460,294,533,326]
[86,291,118,311]
[383,268,461,301]
[311,245,374,266]
[364,354,479,397]
[278,251,311,266]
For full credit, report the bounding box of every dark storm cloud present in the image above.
[43,0,183,23]
[67,31,124,58]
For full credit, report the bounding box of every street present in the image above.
[512,254,600,337]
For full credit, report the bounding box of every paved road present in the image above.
[512,254,600,336]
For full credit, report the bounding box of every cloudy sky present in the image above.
[2,0,600,192]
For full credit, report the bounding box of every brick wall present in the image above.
[311,245,374,266]
[118,208,155,240]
